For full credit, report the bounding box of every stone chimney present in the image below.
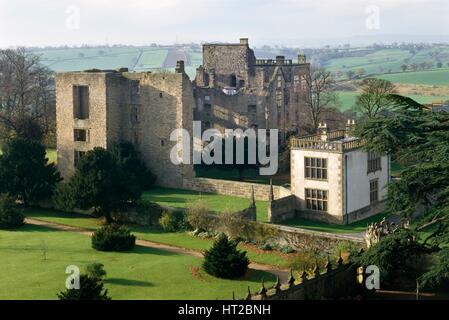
[175,60,185,73]
[318,123,328,141]
[240,38,249,46]
[298,54,306,64]
[276,56,285,65]
[345,119,356,137]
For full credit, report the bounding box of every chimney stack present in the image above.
[276,56,285,65]
[240,38,249,46]
[298,54,306,64]
[318,122,328,141]
[175,60,185,73]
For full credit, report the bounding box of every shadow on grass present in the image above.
[131,245,180,257]
[105,278,153,287]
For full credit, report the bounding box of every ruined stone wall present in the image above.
[56,72,109,179]
[202,42,256,88]
[56,69,195,188]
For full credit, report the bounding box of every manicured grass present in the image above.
[24,207,290,268]
[283,212,389,234]
[142,187,269,222]
[0,224,275,299]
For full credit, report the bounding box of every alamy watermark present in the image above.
[65,265,80,290]
[169,121,279,175]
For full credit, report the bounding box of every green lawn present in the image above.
[142,187,269,222]
[283,212,389,234]
[24,207,290,268]
[0,224,275,299]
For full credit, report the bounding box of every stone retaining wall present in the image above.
[182,177,291,201]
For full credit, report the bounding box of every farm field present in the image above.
[0,224,275,300]
[377,68,449,86]
[336,90,449,112]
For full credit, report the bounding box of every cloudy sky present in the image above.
[0,0,448,47]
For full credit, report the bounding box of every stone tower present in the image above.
[56,64,195,188]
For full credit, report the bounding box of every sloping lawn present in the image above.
[142,187,269,222]
[0,224,275,300]
[24,207,290,268]
[283,212,389,234]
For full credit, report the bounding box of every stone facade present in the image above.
[56,66,195,188]
[193,38,310,143]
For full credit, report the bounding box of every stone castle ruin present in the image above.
[56,38,310,187]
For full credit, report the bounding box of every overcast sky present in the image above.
[1,0,448,48]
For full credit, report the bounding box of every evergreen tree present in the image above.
[65,147,141,224]
[203,233,249,279]
[57,274,111,300]
[357,94,449,291]
[0,138,61,204]
[110,141,156,189]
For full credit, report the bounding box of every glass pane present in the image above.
[312,190,317,198]
[317,158,321,167]
[311,158,316,166]
[318,201,323,211]
[305,158,310,166]
[317,169,322,179]
[305,189,310,198]
[322,159,327,168]
[323,169,327,179]
[323,201,328,212]
[312,168,316,178]
[312,200,317,210]
[323,191,328,200]
[306,199,312,209]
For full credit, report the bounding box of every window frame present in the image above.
[304,157,328,181]
[305,188,329,212]
[370,179,379,204]
[367,151,382,173]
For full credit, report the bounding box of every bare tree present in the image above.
[355,78,396,118]
[0,47,55,142]
[302,66,338,133]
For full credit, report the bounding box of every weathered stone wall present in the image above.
[247,262,360,300]
[56,68,195,188]
[268,195,296,223]
[195,39,310,142]
[182,177,291,201]
[56,72,109,179]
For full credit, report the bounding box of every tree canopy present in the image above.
[65,147,141,223]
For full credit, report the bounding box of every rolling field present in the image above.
[0,224,275,299]
[337,90,449,111]
[377,68,449,86]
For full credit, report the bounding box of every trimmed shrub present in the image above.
[158,210,186,232]
[186,200,213,232]
[85,263,107,280]
[203,233,249,279]
[0,194,24,229]
[91,224,136,252]
[57,274,111,300]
